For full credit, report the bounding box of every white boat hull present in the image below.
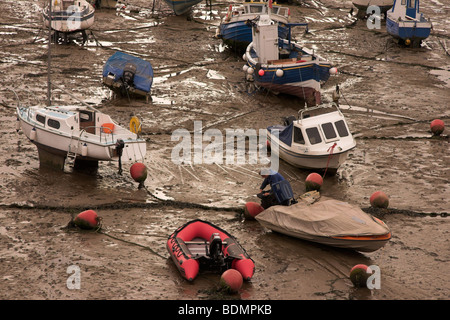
[352,0,393,12]
[19,117,145,163]
[17,105,146,165]
[266,104,356,171]
[268,133,351,170]
[43,0,95,33]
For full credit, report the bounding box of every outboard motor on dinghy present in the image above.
[208,233,224,264]
[122,63,137,89]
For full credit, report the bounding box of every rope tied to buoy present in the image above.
[323,142,337,179]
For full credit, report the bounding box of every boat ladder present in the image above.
[64,144,78,173]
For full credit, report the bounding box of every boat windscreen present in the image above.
[321,122,337,140]
[279,123,293,147]
[249,5,264,13]
[334,120,349,137]
[306,127,322,145]
[293,126,305,144]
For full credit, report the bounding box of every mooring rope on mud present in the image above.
[97,229,167,259]
[2,198,447,218]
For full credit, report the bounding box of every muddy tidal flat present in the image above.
[0,0,449,304]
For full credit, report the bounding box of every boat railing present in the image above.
[297,102,342,122]
[18,106,41,128]
[79,126,116,144]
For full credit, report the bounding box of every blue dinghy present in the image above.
[102,51,153,101]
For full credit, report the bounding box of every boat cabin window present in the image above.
[36,114,46,125]
[277,8,288,17]
[249,5,263,13]
[335,120,349,137]
[306,127,322,145]
[47,119,61,129]
[293,126,305,144]
[321,122,337,140]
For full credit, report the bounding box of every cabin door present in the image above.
[79,110,96,134]
[405,0,417,19]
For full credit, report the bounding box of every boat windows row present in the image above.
[36,114,60,129]
[245,5,289,17]
[293,120,349,145]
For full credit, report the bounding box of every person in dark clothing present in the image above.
[258,169,293,209]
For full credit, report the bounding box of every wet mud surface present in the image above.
[0,0,449,300]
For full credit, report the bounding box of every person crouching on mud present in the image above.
[259,169,292,209]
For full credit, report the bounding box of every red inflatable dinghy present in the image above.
[167,219,255,281]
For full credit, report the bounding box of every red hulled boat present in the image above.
[167,219,255,281]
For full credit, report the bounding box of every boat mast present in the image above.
[47,0,52,106]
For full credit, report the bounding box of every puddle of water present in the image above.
[152,67,196,85]
[152,188,175,201]
[206,69,225,80]
[429,68,450,88]
[150,95,175,105]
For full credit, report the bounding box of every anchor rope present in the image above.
[322,142,337,179]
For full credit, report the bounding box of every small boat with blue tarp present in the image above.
[243,14,334,106]
[217,0,290,52]
[386,0,432,47]
[266,101,356,171]
[102,51,153,101]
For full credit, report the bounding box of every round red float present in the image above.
[370,191,389,208]
[130,163,148,189]
[430,119,445,136]
[220,269,243,293]
[73,210,101,230]
[244,202,264,219]
[350,264,372,288]
[305,173,323,191]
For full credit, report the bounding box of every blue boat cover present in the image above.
[268,123,293,147]
[103,51,153,93]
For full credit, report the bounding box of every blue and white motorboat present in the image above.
[162,0,203,15]
[103,51,153,101]
[386,0,432,47]
[217,0,290,51]
[243,14,335,106]
[266,102,356,171]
